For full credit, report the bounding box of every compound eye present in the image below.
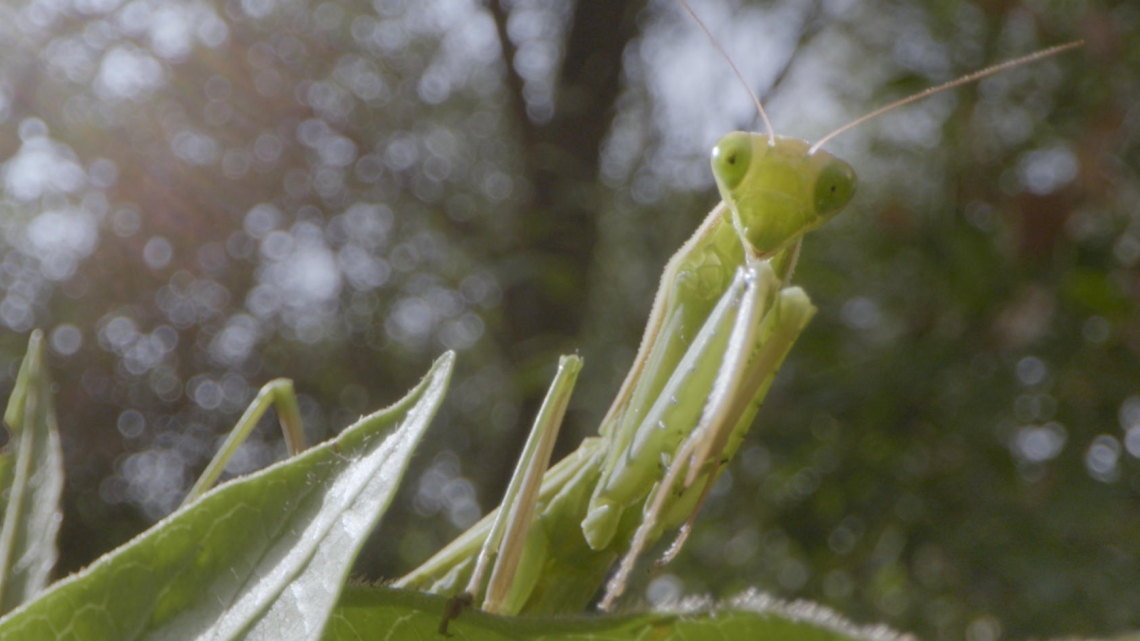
[814,159,857,216]
[711,132,754,192]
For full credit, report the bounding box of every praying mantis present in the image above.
[176,0,1082,627]
[389,2,1082,621]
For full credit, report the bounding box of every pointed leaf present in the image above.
[0,351,454,641]
[0,330,63,615]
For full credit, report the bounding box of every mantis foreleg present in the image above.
[600,255,816,609]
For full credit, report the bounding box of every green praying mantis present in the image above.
[391,16,1081,622]
[176,1,1082,628]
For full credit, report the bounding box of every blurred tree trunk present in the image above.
[491,0,645,367]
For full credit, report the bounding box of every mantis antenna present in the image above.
[810,40,1085,155]
[678,0,776,146]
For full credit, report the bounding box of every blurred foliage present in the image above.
[0,0,1133,638]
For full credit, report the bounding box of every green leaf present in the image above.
[0,330,63,615]
[0,350,454,641]
[325,585,910,640]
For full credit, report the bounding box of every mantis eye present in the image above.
[711,132,753,191]
[814,160,857,216]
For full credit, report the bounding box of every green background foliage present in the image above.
[0,0,1132,638]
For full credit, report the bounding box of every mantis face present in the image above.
[711,132,856,256]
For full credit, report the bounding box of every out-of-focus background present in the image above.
[0,0,1133,637]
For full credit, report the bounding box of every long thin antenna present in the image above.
[678,0,776,145]
[809,40,1084,155]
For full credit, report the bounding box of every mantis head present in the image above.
[711,131,856,256]
[689,0,1078,259]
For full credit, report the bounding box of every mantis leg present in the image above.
[600,255,816,610]
[582,255,782,550]
[181,379,305,507]
[402,356,598,618]
[394,436,604,600]
[467,355,581,614]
